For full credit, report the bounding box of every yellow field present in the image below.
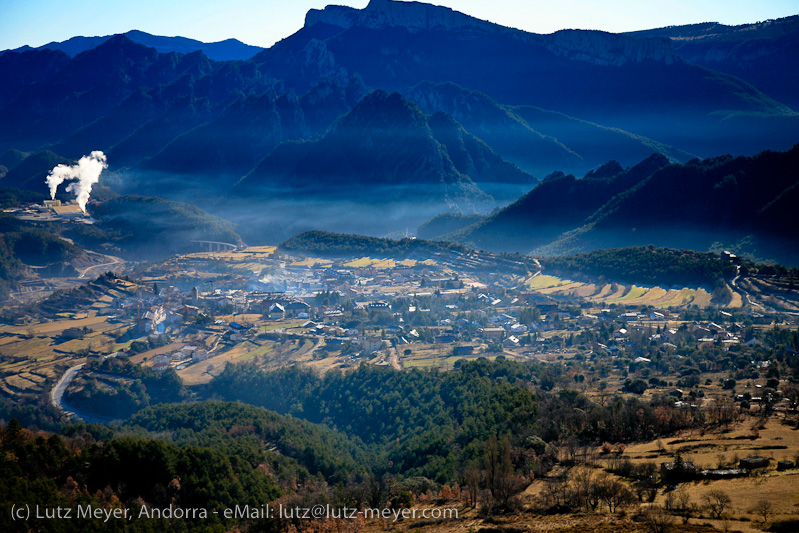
[178,343,253,385]
[288,257,333,267]
[127,343,184,365]
[242,246,277,254]
[216,313,262,324]
[1,315,109,336]
[609,417,799,532]
[523,271,748,309]
[692,288,713,308]
[404,353,516,369]
[573,284,599,298]
[0,335,22,347]
[615,285,648,302]
[343,257,378,268]
[587,284,614,300]
[656,288,697,307]
[4,373,41,391]
[539,281,584,295]
[527,275,570,290]
[0,336,55,358]
[728,285,743,308]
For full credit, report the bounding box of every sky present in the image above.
[1,0,797,51]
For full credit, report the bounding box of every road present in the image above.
[50,362,118,424]
[731,265,765,310]
[79,253,127,279]
[50,363,83,413]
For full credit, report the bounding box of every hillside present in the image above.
[0,213,85,298]
[408,81,693,176]
[82,195,242,258]
[0,0,796,202]
[449,153,671,251]
[238,90,496,209]
[258,0,799,157]
[450,145,799,265]
[628,16,799,109]
[541,246,738,289]
[279,229,470,259]
[1,150,70,194]
[417,212,486,240]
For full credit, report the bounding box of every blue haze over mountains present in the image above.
[0,0,797,261]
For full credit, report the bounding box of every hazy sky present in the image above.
[1,0,797,51]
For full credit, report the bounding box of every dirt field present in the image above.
[622,416,799,530]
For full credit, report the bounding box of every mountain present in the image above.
[5,29,264,61]
[449,153,670,251]
[417,212,486,240]
[0,35,275,153]
[0,36,212,149]
[407,81,693,176]
[408,82,581,175]
[427,111,537,198]
[82,195,243,259]
[0,149,29,170]
[142,91,306,178]
[628,16,799,109]
[141,76,369,178]
[258,0,799,157]
[0,0,797,234]
[238,90,495,209]
[448,145,799,265]
[0,48,70,105]
[0,150,70,193]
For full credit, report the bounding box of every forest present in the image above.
[541,246,738,288]
[279,230,471,259]
[207,359,704,482]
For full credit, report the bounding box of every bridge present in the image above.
[190,240,239,253]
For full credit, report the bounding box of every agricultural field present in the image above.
[526,274,741,309]
[177,335,320,385]
[623,417,799,532]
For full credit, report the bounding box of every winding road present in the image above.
[730,265,764,310]
[79,253,127,279]
[50,362,118,424]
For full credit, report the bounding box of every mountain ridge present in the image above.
[3,29,263,61]
[446,145,799,265]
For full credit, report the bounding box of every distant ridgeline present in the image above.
[1,0,798,204]
[444,145,799,266]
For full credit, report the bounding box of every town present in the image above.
[2,240,796,429]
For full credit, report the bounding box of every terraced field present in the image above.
[525,275,732,308]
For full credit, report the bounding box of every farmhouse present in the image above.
[739,456,770,470]
[660,461,697,483]
[481,327,505,340]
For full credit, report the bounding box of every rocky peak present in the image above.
[305,1,678,66]
[305,0,504,34]
[546,30,678,66]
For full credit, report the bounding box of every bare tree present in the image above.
[570,466,599,511]
[676,487,691,513]
[704,489,732,519]
[598,477,636,513]
[463,463,480,508]
[483,436,527,510]
[751,499,772,524]
[641,505,675,533]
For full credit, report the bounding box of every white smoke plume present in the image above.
[45,151,108,212]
